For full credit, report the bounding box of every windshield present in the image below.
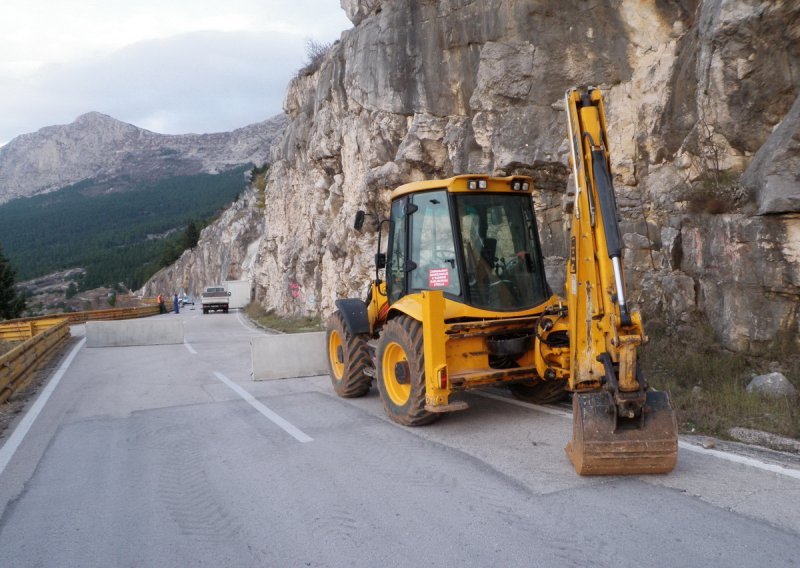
[455,193,549,311]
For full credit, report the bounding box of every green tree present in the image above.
[184,221,200,250]
[65,282,78,299]
[0,244,25,320]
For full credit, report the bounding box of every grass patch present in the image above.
[244,302,323,334]
[641,323,799,440]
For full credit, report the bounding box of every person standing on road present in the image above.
[157,294,166,314]
[173,293,179,314]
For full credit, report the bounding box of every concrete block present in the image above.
[86,319,184,348]
[251,332,328,380]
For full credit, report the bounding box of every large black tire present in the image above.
[375,316,438,426]
[509,378,568,405]
[326,311,372,398]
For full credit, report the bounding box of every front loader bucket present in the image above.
[566,391,678,475]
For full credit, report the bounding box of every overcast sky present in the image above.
[0,0,352,145]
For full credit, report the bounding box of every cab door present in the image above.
[386,197,408,304]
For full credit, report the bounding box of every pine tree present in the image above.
[0,244,25,320]
[184,221,200,250]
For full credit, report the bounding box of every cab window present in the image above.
[408,190,461,297]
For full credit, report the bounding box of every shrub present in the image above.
[297,39,332,77]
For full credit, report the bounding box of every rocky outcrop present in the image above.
[742,93,800,215]
[152,0,800,354]
[141,184,264,298]
[0,113,287,204]
[746,372,799,399]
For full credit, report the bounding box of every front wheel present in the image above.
[376,316,438,426]
[326,311,371,398]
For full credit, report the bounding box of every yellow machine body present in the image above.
[357,175,571,412]
[327,90,677,476]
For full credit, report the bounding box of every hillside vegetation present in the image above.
[0,166,250,290]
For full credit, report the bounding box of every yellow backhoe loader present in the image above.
[326,87,678,475]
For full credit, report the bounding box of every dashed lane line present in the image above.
[212,371,312,443]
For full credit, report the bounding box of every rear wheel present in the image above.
[326,311,371,398]
[509,378,567,405]
[376,316,438,426]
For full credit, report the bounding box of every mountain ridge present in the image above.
[0,111,287,204]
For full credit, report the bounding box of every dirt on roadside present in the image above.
[0,338,78,442]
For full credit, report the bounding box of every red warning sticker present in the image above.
[428,268,450,288]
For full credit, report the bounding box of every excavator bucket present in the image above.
[566,391,678,475]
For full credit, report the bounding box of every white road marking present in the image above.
[0,338,86,477]
[474,391,571,418]
[475,390,800,480]
[678,441,800,480]
[236,310,253,331]
[212,371,312,443]
[183,340,197,354]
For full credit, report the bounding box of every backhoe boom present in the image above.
[563,88,677,475]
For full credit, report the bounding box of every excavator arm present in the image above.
[563,88,677,475]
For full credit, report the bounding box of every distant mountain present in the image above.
[0,112,287,204]
[0,166,253,292]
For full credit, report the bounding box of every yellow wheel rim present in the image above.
[329,330,344,380]
[382,342,411,406]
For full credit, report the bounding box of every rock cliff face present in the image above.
[141,184,265,298]
[0,112,287,204]
[156,0,800,353]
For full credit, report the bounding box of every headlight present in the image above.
[511,178,531,191]
[468,178,488,190]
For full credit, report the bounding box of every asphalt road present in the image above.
[0,309,799,567]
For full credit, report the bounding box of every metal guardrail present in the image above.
[0,320,70,404]
[0,305,161,341]
[0,303,164,403]
[0,317,66,341]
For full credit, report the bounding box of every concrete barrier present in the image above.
[251,332,328,380]
[86,319,184,348]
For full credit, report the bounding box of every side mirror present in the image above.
[375,253,386,269]
[228,291,232,296]
[354,210,366,231]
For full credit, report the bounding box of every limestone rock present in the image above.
[742,92,800,214]
[728,427,800,453]
[680,215,800,351]
[141,184,265,298]
[340,0,381,25]
[143,0,800,355]
[746,372,799,399]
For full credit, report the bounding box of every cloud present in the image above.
[0,4,351,143]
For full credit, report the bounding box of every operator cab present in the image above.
[385,175,550,312]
